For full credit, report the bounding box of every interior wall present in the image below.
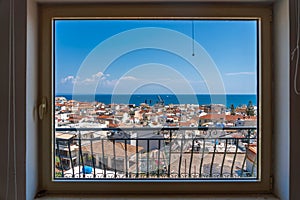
[0,0,12,197]
[273,0,290,200]
[26,0,39,199]
[0,0,293,199]
[0,0,27,199]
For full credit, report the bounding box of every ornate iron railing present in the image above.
[55,127,257,180]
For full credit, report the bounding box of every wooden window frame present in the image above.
[39,2,272,194]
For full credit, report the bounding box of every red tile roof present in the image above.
[199,114,256,122]
[82,141,143,157]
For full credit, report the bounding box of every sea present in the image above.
[56,94,257,107]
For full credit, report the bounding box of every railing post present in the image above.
[90,139,96,178]
[112,139,117,178]
[56,139,64,177]
[178,134,184,177]
[124,139,128,178]
[146,139,150,178]
[101,139,106,178]
[231,138,239,177]
[167,130,172,177]
[78,131,85,178]
[136,139,139,178]
[220,139,228,177]
[251,155,257,177]
[157,139,161,178]
[210,138,217,177]
[189,138,195,178]
[241,129,251,177]
[67,139,75,178]
[199,138,205,177]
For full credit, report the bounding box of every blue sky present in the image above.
[55,20,257,95]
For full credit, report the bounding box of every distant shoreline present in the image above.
[56,94,257,107]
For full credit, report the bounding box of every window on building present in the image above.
[39,3,272,194]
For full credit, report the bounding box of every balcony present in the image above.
[55,127,257,180]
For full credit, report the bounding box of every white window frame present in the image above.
[39,3,272,194]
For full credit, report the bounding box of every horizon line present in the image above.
[55,93,257,95]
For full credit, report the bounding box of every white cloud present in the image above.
[61,76,75,83]
[225,72,256,76]
[81,71,108,84]
[103,79,118,87]
[120,76,138,81]
[96,76,139,89]
[93,71,104,78]
[82,78,94,84]
[61,71,110,85]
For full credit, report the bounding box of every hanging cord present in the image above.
[6,0,17,199]
[292,0,300,95]
[192,20,195,56]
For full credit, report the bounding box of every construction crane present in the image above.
[157,95,164,106]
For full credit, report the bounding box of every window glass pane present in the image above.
[54,19,258,180]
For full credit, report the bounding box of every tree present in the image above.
[246,100,255,116]
[230,104,236,115]
[55,171,62,178]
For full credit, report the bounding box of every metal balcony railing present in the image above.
[55,127,257,180]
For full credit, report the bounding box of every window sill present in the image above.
[37,194,279,200]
